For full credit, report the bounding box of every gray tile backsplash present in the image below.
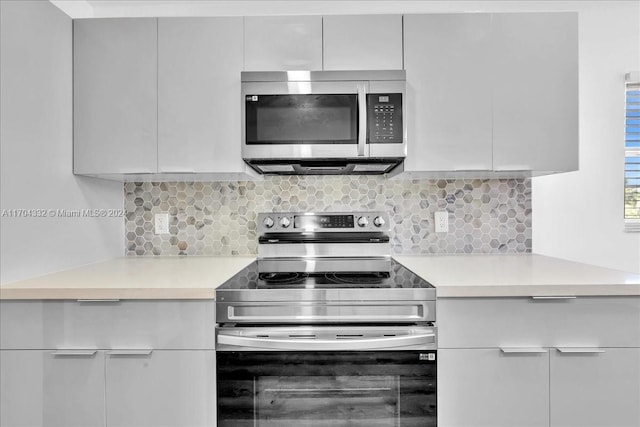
[124,177,532,256]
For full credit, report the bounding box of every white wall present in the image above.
[532,2,640,274]
[46,0,640,273]
[0,0,123,284]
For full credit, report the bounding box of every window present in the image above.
[625,72,640,230]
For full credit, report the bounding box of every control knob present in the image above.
[357,216,369,227]
[279,217,291,228]
[263,216,274,229]
[373,216,386,227]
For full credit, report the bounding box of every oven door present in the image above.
[242,81,368,159]
[216,326,437,427]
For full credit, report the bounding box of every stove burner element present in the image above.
[259,272,309,284]
[326,272,389,285]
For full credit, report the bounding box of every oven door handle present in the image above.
[217,333,435,351]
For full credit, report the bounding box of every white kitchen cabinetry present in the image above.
[402,12,578,176]
[244,16,322,71]
[0,350,105,427]
[550,348,640,427]
[106,350,215,427]
[0,300,216,427]
[74,18,157,175]
[492,13,578,173]
[322,15,403,70]
[438,297,640,427]
[74,18,255,180]
[438,349,549,427]
[158,18,247,175]
[404,14,493,172]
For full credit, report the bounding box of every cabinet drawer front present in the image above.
[0,350,105,427]
[550,348,640,427]
[0,300,214,349]
[438,348,549,427]
[437,297,640,348]
[106,350,215,427]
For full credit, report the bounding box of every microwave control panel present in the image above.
[367,93,403,143]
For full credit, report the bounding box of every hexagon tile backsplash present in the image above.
[124,177,532,256]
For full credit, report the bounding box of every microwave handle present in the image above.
[357,84,367,156]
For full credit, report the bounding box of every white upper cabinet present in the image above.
[404,14,493,172]
[402,12,578,176]
[492,13,579,173]
[158,18,246,174]
[74,18,255,180]
[244,16,322,71]
[74,18,158,175]
[323,15,403,70]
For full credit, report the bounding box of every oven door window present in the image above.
[217,351,437,427]
[245,94,358,145]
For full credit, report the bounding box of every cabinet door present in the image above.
[106,350,215,427]
[323,15,403,70]
[74,18,158,175]
[403,14,493,172]
[492,13,578,173]
[0,350,105,427]
[244,16,322,71]
[158,18,246,174]
[551,348,640,427]
[439,349,549,427]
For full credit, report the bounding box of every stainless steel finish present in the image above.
[258,243,389,259]
[216,325,436,351]
[217,300,435,323]
[373,216,386,227]
[357,83,367,156]
[263,216,274,228]
[556,348,606,354]
[279,217,291,228]
[241,71,406,174]
[77,299,121,303]
[241,70,406,82]
[106,350,153,356]
[51,350,98,356]
[500,348,548,354]
[256,257,390,273]
[357,216,369,227]
[531,296,577,300]
[258,211,390,234]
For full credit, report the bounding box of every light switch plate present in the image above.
[435,211,449,233]
[154,213,169,235]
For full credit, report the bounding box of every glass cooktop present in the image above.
[217,258,433,290]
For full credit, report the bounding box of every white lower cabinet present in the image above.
[105,350,216,427]
[0,300,216,427]
[550,348,640,427]
[438,297,640,427]
[438,349,549,427]
[0,350,105,427]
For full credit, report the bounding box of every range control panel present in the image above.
[259,212,390,233]
[367,93,403,143]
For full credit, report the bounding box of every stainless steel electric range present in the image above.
[216,211,437,427]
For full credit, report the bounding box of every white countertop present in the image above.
[0,256,255,300]
[2,254,639,300]
[394,254,640,297]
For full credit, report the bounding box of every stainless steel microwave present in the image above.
[241,70,406,175]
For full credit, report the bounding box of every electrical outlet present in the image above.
[154,213,169,235]
[435,211,449,233]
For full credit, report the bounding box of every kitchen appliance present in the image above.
[216,211,437,427]
[241,71,406,175]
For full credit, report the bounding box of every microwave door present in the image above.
[242,81,369,159]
